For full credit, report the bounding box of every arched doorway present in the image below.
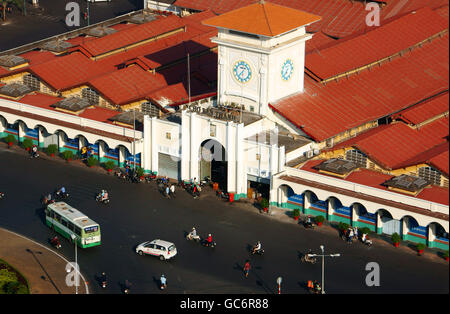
[199,139,227,190]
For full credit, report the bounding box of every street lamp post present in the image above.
[70,234,78,294]
[309,245,340,294]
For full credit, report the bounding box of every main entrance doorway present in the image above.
[199,139,227,190]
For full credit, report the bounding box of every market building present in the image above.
[1,0,448,249]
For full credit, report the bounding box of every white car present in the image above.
[136,239,177,260]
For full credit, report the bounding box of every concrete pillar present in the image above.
[0,118,5,134]
[151,117,158,173]
[18,122,25,142]
[189,113,198,180]
[401,218,408,240]
[269,179,278,207]
[119,146,126,166]
[304,192,311,214]
[278,145,285,172]
[226,121,236,193]
[376,212,382,234]
[235,123,245,198]
[218,47,226,105]
[38,127,44,148]
[57,132,65,152]
[181,110,190,181]
[351,204,358,226]
[428,224,436,248]
[98,142,105,161]
[269,144,278,179]
[143,115,151,172]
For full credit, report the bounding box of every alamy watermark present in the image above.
[65,262,80,287]
[365,262,380,287]
[365,2,381,27]
[65,2,80,27]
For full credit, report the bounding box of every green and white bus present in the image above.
[45,202,101,248]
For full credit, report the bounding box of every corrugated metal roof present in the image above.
[79,15,185,57]
[271,33,449,142]
[305,7,448,81]
[88,65,168,105]
[393,91,449,125]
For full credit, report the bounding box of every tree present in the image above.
[1,0,23,22]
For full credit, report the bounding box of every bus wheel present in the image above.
[138,250,143,256]
[159,255,165,261]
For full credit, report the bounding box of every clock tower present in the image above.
[203,1,321,116]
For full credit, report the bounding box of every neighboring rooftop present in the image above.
[245,130,312,153]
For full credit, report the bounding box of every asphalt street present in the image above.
[0,0,142,52]
[0,145,448,294]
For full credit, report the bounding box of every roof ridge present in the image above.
[260,1,273,37]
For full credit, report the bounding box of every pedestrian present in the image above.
[243,260,251,278]
[307,280,314,293]
[348,228,354,243]
[354,226,358,239]
[165,185,170,199]
[170,184,175,197]
[81,146,87,160]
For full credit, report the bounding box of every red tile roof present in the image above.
[177,0,449,38]
[78,15,185,57]
[392,92,449,125]
[18,50,57,66]
[270,33,449,142]
[300,159,449,205]
[329,118,449,171]
[305,7,448,81]
[202,1,321,37]
[77,106,120,123]
[88,65,168,105]
[147,82,188,106]
[30,52,107,91]
[13,92,63,109]
[428,145,450,177]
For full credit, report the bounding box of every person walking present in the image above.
[165,185,170,199]
[243,260,251,278]
[170,184,176,198]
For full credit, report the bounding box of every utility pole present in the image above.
[309,245,340,294]
[187,53,191,107]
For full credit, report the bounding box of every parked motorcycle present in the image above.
[302,218,315,229]
[201,239,216,248]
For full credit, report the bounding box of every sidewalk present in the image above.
[205,191,449,264]
[0,228,89,294]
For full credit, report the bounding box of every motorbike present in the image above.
[144,173,156,183]
[123,280,131,294]
[302,218,315,229]
[30,150,39,158]
[115,170,127,180]
[50,236,61,249]
[361,236,373,247]
[96,193,110,204]
[0,192,4,200]
[160,277,167,290]
[186,233,201,242]
[301,254,317,264]
[200,176,210,187]
[251,247,265,255]
[54,190,69,200]
[201,239,216,248]
[100,273,107,288]
[217,190,229,201]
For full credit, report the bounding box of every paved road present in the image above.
[0,0,142,52]
[0,144,448,294]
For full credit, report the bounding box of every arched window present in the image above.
[82,88,99,105]
[345,149,367,168]
[23,74,41,91]
[418,166,441,186]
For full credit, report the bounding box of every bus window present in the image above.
[61,218,68,228]
[74,226,81,236]
[68,222,75,231]
[54,213,62,223]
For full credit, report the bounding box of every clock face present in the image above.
[233,60,252,83]
[281,59,294,81]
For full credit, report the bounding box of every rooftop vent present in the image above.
[85,26,117,38]
[40,40,73,53]
[314,158,358,177]
[0,83,33,98]
[128,14,157,24]
[52,97,92,112]
[109,110,144,127]
[0,55,28,69]
[383,174,430,194]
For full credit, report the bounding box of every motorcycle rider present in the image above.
[305,215,312,227]
[304,249,314,262]
[51,235,60,248]
[160,274,167,289]
[100,190,109,202]
[56,186,66,197]
[31,145,38,158]
[205,233,213,246]
[101,272,107,288]
[187,227,199,240]
[252,241,262,254]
